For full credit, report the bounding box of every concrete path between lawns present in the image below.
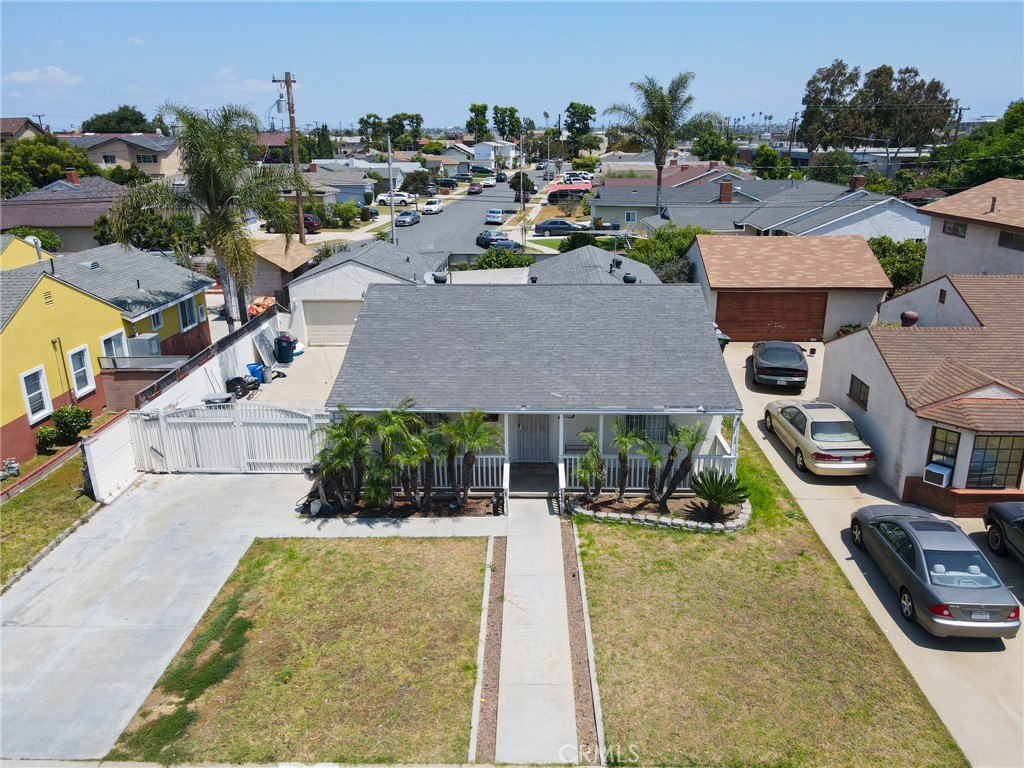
[494,497,577,764]
[1,473,507,760]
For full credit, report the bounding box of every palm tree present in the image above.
[659,421,709,513]
[656,424,685,497]
[370,397,424,465]
[637,440,663,502]
[106,103,303,329]
[421,427,448,508]
[604,73,721,219]
[315,408,372,512]
[443,410,504,506]
[577,428,606,502]
[610,418,642,501]
[394,433,429,510]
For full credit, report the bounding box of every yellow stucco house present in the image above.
[0,237,214,461]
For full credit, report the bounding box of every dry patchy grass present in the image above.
[108,537,487,764]
[577,427,967,768]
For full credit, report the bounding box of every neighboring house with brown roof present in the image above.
[601,160,752,189]
[0,117,49,142]
[820,275,1024,516]
[0,169,125,251]
[59,132,181,178]
[686,234,891,341]
[252,236,316,297]
[918,178,1024,282]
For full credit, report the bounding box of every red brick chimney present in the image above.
[309,162,317,173]
[669,157,677,166]
[850,175,866,190]
[709,160,719,168]
[65,167,80,184]
[719,180,733,204]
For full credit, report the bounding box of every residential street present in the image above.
[723,342,1024,768]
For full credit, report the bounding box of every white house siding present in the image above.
[288,264,405,344]
[877,277,980,327]
[922,218,1024,283]
[822,289,887,338]
[590,204,659,229]
[805,201,930,242]
[820,331,922,495]
[688,243,717,319]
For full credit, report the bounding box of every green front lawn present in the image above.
[577,426,967,767]
[108,537,487,764]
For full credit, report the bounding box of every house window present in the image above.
[150,311,164,331]
[941,220,967,238]
[624,211,638,224]
[849,375,869,409]
[197,302,207,322]
[102,154,116,164]
[20,366,52,423]
[136,154,158,164]
[938,289,947,304]
[967,435,1024,489]
[101,330,126,357]
[928,427,959,469]
[997,231,1024,251]
[67,345,95,397]
[178,297,198,330]
[626,415,668,443]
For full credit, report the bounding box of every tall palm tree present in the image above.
[394,433,429,510]
[610,418,642,501]
[443,410,504,506]
[604,74,721,218]
[316,408,372,511]
[577,428,606,502]
[370,397,424,465]
[659,421,709,513]
[106,103,303,329]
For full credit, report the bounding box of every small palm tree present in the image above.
[316,408,372,512]
[361,455,395,511]
[577,428,606,502]
[690,468,749,517]
[637,440,663,502]
[443,410,504,506]
[394,433,429,510]
[659,421,709,513]
[370,397,424,465]
[657,424,685,497]
[610,418,642,501]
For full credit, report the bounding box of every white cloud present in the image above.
[127,36,144,46]
[211,65,277,94]
[5,66,84,86]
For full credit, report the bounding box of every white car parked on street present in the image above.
[422,198,445,214]
[485,208,504,224]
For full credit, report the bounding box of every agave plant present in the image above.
[689,468,749,517]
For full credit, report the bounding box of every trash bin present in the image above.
[246,362,265,381]
[275,335,296,364]
[612,222,620,231]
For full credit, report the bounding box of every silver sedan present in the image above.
[764,400,876,476]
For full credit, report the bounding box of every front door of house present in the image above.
[514,414,550,462]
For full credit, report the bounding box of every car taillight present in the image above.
[854,452,876,461]
[927,604,953,618]
[812,452,841,461]
[756,367,772,375]
[1008,606,1020,620]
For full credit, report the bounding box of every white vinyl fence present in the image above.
[129,402,330,473]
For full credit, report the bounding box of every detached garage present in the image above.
[686,235,891,341]
[287,241,444,346]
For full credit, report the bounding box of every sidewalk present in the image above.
[494,498,576,763]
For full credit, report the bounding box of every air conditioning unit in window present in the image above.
[923,463,952,488]
[127,332,160,357]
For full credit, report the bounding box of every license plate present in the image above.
[972,611,990,620]
[842,457,853,463]
[775,381,788,386]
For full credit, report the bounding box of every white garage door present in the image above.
[303,300,361,346]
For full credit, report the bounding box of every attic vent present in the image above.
[80,261,100,270]
[623,273,638,284]
[43,290,54,305]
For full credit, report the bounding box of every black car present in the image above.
[475,230,506,248]
[470,165,495,175]
[266,213,321,234]
[488,239,524,253]
[437,177,458,189]
[751,341,808,390]
[985,502,1024,565]
[355,201,379,219]
[495,171,507,182]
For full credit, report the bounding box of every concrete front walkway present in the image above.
[1,474,506,760]
[494,498,576,764]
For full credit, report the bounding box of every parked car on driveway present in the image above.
[751,341,808,389]
[355,201,379,219]
[438,177,458,189]
[395,209,420,226]
[456,172,474,182]
[485,208,504,224]
[537,160,548,169]
[764,400,876,475]
[266,213,321,234]
[984,502,1024,564]
[468,182,483,194]
[422,198,445,214]
[426,183,437,195]
[851,505,1020,639]
[475,230,506,248]
[533,218,581,236]
[470,165,495,175]
[376,191,415,206]
[488,239,524,253]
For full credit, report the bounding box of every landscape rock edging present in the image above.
[569,499,753,532]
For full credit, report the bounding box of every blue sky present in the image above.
[3,1,1022,132]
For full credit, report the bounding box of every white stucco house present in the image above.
[918,177,1024,283]
[819,275,1024,517]
[473,140,517,169]
[686,235,891,341]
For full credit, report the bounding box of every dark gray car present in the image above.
[985,501,1024,565]
[751,341,808,390]
[851,505,1020,639]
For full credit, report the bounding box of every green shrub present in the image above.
[36,425,59,452]
[51,405,92,445]
[571,155,598,171]
[332,200,360,228]
[6,227,63,253]
[559,232,598,253]
[689,468,749,516]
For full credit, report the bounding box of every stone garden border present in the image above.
[568,499,753,532]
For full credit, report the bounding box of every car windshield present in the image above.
[760,346,805,365]
[810,420,862,442]
[924,550,1001,588]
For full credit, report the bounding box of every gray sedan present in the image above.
[985,501,1024,565]
[851,505,1020,639]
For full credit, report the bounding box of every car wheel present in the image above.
[543,229,552,236]
[899,588,915,623]
[851,519,864,549]
[795,449,808,473]
[987,523,1008,555]
[764,411,774,433]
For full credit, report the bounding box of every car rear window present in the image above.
[760,346,805,365]
[924,550,1001,588]
[810,420,862,442]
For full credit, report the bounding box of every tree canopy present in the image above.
[466,103,492,141]
[492,106,522,141]
[691,130,731,162]
[564,101,597,156]
[751,143,788,179]
[0,136,100,197]
[868,236,925,296]
[81,104,168,133]
[805,149,859,185]
[628,223,710,283]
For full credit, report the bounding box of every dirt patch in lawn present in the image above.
[473,536,506,762]
[562,519,600,764]
[578,495,742,523]
[109,537,488,764]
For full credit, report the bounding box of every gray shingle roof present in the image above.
[64,134,176,152]
[593,179,791,207]
[289,240,444,287]
[529,246,661,285]
[7,175,125,202]
[0,243,214,327]
[328,284,741,413]
[734,181,853,229]
[780,192,907,234]
[645,203,764,232]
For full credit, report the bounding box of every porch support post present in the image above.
[598,413,605,454]
[558,413,564,457]
[731,411,741,476]
[504,413,510,458]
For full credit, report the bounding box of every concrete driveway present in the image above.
[723,342,1024,768]
[1,473,506,759]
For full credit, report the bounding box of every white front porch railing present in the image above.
[393,454,506,490]
[561,452,736,492]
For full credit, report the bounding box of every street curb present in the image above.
[573,520,607,765]
[467,535,494,761]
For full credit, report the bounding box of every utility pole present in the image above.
[387,134,397,246]
[272,72,306,244]
[32,113,45,130]
[947,105,966,176]
[519,128,525,223]
[787,111,800,157]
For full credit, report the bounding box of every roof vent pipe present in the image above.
[900,310,919,327]
[623,273,637,284]
[990,196,997,213]
[25,235,43,261]
[612,257,623,270]
[530,276,538,284]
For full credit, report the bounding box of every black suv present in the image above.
[470,165,495,175]
[437,177,458,189]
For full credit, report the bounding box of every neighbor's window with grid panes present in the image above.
[967,435,1024,489]
[928,427,959,469]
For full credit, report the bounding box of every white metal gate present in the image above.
[514,414,550,461]
[128,402,330,473]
